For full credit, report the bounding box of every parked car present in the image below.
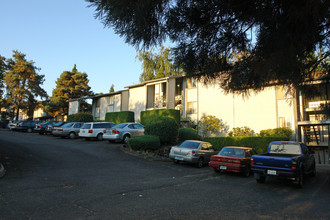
[55,122,84,139]
[8,121,20,130]
[44,121,66,135]
[103,122,144,143]
[79,122,115,141]
[14,121,38,133]
[169,140,217,168]
[52,122,69,136]
[35,121,57,134]
[209,146,256,177]
[251,141,316,188]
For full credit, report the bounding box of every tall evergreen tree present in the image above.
[87,0,329,94]
[46,65,93,117]
[109,84,115,93]
[137,46,183,82]
[4,51,48,119]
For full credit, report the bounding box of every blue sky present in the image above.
[0,0,143,96]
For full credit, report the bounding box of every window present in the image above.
[73,123,82,128]
[107,96,114,112]
[187,77,197,88]
[187,102,197,114]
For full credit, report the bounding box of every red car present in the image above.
[209,146,256,177]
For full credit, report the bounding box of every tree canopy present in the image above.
[3,51,48,119]
[46,65,93,117]
[137,46,183,82]
[87,0,329,93]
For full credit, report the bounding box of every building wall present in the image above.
[121,90,129,111]
[68,101,80,115]
[197,82,295,134]
[129,86,146,121]
[167,78,176,109]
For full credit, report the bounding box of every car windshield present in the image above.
[112,123,128,129]
[219,148,245,158]
[178,141,200,149]
[62,123,73,128]
[81,124,91,129]
[269,144,302,155]
[53,122,63,126]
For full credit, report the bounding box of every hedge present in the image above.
[140,109,180,126]
[67,112,93,122]
[128,135,161,151]
[105,111,135,124]
[145,117,179,145]
[204,136,290,154]
[178,128,199,142]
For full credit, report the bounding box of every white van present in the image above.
[79,122,115,141]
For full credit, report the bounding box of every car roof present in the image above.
[183,140,209,144]
[223,146,252,150]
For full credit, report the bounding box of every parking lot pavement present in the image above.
[0,129,330,219]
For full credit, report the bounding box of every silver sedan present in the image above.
[103,123,144,143]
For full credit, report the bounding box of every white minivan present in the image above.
[79,122,115,141]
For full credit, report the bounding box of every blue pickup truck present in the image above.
[251,141,316,188]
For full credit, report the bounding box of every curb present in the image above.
[120,145,172,162]
[0,163,5,178]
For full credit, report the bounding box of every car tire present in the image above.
[242,166,251,177]
[69,132,76,139]
[309,164,316,177]
[27,128,33,133]
[296,169,303,188]
[213,168,220,173]
[97,133,103,141]
[196,157,204,168]
[173,159,180,163]
[256,175,266,183]
[123,135,130,144]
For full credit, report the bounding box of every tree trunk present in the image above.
[15,107,19,120]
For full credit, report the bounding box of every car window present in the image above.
[178,141,200,149]
[112,123,128,129]
[105,123,115,128]
[128,124,135,129]
[245,150,251,157]
[134,124,144,129]
[62,123,74,128]
[93,123,103,129]
[201,143,208,150]
[73,123,82,128]
[81,124,91,129]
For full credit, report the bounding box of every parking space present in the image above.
[0,129,329,219]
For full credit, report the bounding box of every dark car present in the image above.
[15,121,38,133]
[46,121,66,135]
[35,121,58,135]
[209,146,256,177]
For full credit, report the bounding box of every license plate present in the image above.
[175,156,183,161]
[220,166,227,170]
[267,170,277,175]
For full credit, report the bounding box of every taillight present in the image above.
[19,125,23,127]
[112,130,120,134]
[189,151,196,156]
[292,161,297,170]
[38,126,41,128]
[50,127,54,130]
[58,129,63,131]
[103,130,106,133]
[250,158,254,165]
[88,129,93,133]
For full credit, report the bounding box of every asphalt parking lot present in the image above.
[0,129,329,219]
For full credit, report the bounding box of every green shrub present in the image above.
[145,117,179,145]
[67,112,93,122]
[140,109,180,126]
[228,126,255,136]
[178,128,199,142]
[259,127,293,139]
[204,136,289,154]
[128,135,161,151]
[105,111,135,124]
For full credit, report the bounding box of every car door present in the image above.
[133,124,144,136]
[127,124,137,137]
[73,123,83,133]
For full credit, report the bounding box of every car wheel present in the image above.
[256,175,266,183]
[196,157,204,168]
[213,168,220,173]
[242,166,251,177]
[97,133,103,141]
[173,159,180,163]
[27,128,32,133]
[296,170,303,188]
[123,135,130,144]
[309,164,316,177]
[69,132,76,139]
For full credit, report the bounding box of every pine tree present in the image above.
[46,65,93,117]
